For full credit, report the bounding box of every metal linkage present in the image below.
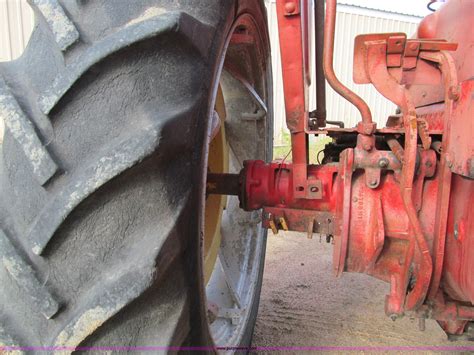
[323,0,375,136]
[310,0,327,128]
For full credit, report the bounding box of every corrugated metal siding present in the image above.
[0,1,420,145]
[0,0,34,141]
[266,1,420,144]
[0,0,34,62]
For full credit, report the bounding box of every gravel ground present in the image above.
[251,231,473,352]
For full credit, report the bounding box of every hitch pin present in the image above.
[307,219,314,239]
[279,217,289,231]
[267,213,279,235]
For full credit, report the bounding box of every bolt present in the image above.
[390,314,398,321]
[409,43,419,51]
[425,160,433,168]
[363,143,373,151]
[285,1,296,13]
[418,318,426,332]
[369,179,378,187]
[352,197,358,203]
[378,158,389,169]
[310,186,319,193]
[449,86,460,101]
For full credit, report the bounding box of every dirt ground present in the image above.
[251,231,473,352]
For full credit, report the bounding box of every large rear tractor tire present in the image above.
[0,0,272,350]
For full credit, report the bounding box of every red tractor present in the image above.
[0,0,472,350]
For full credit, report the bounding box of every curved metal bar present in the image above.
[323,0,374,133]
[224,64,268,113]
[366,42,432,311]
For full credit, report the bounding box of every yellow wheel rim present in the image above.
[204,85,228,284]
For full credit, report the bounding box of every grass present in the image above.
[273,131,332,164]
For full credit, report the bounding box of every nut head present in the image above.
[378,158,389,168]
[285,2,296,13]
[357,121,377,135]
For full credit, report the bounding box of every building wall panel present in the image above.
[0,0,33,62]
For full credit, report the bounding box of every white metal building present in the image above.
[0,1,425,144]
[266,0,424,144]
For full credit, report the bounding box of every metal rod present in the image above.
[206,173,241,196]
[315,0,327,127]
[326,120,344,128]
[323,0,373,130]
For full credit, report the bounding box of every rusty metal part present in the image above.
[417,117,432,150]
[262,207,334,237]
[323,0,374,135]
[206,173,240,196]
[268,217,279,235]
[279,216,289,231]
[307,218,314,239]
[386,135,405,163]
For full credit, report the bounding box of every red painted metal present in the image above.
[206,0,473,337]
[275,0,309,200]
[241,160,337,212]
[444,175,474,304]
[274,0,473,336]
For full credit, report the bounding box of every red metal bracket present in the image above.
[276,0,314,199]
